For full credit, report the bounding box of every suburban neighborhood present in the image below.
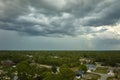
[0,51,120,80]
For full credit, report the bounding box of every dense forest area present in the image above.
[0,51,120,67]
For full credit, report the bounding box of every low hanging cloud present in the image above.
[0,0,120,37]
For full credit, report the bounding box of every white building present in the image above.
[86,64,96,72]
[107,70,115,76]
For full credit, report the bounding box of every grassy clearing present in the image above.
[95,67,108,73]
[107,77,115,80]
[84,73,101,80]
[74,73,100,80]
[71,67,78,71]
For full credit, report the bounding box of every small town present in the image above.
[0,0,120,80]
[0,51,120,80]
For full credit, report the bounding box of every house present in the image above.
[86,64,96,72]
[13,75,18,80]
[12,65,16,68]
[13,71,18,80]
[79,58,92,64]
[26,55,33,58]
[50,56,59,59]
[107,70,115,76]
[75,70,85,79]
[53,56,59,58]
[0,70,4,75]
[1,60,15,66]
[95,62,105,67]
[107,67,120,76]
[3,76,11,80]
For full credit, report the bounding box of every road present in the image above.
[38,64,52,68]
[37,64,112,80]
[37,64,60,72]
[90,72,112,80]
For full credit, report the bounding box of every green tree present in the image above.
[43,73,61,80]
[78,64,87,72]
[16,61,37,80]
[59,65,75,80]
[51,66,57,73]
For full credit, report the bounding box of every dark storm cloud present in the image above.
[83,0,120,26]
[0,0,29,21]
[0,0,120,37]
[93,38,120,50]
[29,0,103,17]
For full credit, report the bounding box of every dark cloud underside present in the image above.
[0,0,120,37]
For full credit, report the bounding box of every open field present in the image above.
[95,67,108,74]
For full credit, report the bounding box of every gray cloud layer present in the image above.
[0,0,120,37]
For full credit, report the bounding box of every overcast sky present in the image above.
[0,0,120,50]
